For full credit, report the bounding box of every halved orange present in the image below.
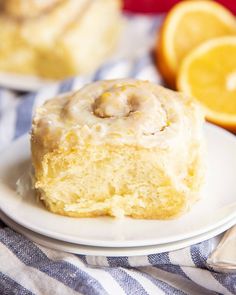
[156,0,236,88]
[177,36,236,131]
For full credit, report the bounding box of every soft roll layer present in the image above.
[31,79,205,219]
[0,0,121,79]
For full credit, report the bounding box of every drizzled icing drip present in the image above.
[32,79,202,149]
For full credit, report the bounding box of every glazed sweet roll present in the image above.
[31,79,205,219]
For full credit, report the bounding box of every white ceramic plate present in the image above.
[0,72,56,92]
[0,123,236,247]
[1,210,235,257]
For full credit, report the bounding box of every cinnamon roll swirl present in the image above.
[31,79,205,219]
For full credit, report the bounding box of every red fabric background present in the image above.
[123,0,236,14]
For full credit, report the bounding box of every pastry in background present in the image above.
[31,79,205,219]
[0,0,122,79]
[0,0,61,18]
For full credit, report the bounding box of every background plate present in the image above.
[0,72,56,92]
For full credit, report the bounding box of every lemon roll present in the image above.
[31,79,205,219]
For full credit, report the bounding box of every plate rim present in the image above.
[0,72,57,92]
[1,210,235,257]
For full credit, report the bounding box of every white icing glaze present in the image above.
[32,79,203,149]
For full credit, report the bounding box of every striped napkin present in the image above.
[0,14,236,295]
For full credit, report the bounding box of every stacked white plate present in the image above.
[0,123,236,256]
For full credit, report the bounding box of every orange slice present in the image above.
[156,0,236,88]
[177,36,236,131]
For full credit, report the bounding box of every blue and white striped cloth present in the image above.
[0,14,236,295]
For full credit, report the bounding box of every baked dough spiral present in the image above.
[31,79,205,219]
